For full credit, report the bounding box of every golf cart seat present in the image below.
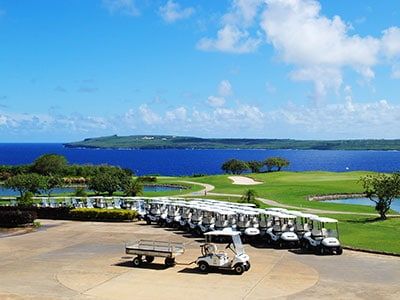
[311,229,324,239]
[273,225,282,233]
[204,243,218,255]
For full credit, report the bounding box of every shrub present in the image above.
[0,209,37,227]
[69,208,138,221]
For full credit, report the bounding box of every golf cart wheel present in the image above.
[234,264,245,275]
[146,219,151,225]
[146,256,154,263]
[336,247,343,255]
[318,246,325,255]
[245,261,251,271]
[132,256,142,267]
[164,257,175,267]
[198,261,209,273]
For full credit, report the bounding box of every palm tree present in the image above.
[241,189,258,204]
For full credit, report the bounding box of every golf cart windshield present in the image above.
[232,234,245,255]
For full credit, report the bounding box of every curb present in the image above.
[343,246,400,257]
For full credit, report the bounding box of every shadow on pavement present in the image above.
[113,260,169,270]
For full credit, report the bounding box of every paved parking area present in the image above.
[0,220,399,300]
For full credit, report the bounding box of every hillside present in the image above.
[64,135,400,150]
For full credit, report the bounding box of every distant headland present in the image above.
[63,135,400,150]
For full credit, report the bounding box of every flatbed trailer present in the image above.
[125,240,185,267]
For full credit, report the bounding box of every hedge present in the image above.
[69,208,137,221]
[0,206,138,222]
[0,209,37,227]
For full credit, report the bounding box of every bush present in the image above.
[0,209,37,227]
[69,208,138,221]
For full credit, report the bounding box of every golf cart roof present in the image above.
[204,230,241,237]
[286,210,319,218]
[311,216,338,223]
[267,207,288,212]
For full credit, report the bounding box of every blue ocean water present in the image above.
[0,143,399,176]
[325,198,400,213]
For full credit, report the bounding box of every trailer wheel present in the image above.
[234,264,245,275]
[164,257,175,267]
[132,256,142,267]
[146,256,154,263]
[198,261,209,273]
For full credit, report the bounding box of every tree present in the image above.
[31,154,67,175]
[221,159,248,175]
[43,176,64,197]
[4,173,47,197]
[124,178,144,196]
[264,157,290,172]
[360,173,400,220]
[88,167,131,196]
[247,161,263,173]
[241,189,258,206]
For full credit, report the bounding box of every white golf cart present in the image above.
[198,207,217,234]
[214,210,236,231]
[265,212,300,248]
[301,216,343,255]
[196,231,250,275]
[144,201,166,224]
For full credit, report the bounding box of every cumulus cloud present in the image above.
[197,0,263,53]
[207,96,226,108]
[206,80,233,107]
[218,80,233,97]
[102,0,139,16]
[139,104,162,125]
[159,0,194,23]
[260,0,383,101]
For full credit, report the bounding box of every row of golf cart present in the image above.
[138,197,343,255]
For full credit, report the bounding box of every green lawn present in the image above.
[180,171,387,213]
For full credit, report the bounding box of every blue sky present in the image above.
[0,0,400,142]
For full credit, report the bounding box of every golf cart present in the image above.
[144,201,166,224]
[301,216,343,255]
[196,231,250,275]
[214,210,236,231]
[265,212,300,248]
[198,207,217,234]
[235,209,260,241]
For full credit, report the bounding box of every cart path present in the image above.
[176,181,400,217]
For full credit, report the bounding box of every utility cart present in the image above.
[125,240,185,267]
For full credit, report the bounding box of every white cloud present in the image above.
[206,80,233,107]
[260,0,382,100]
[165,106,188,122]
[159,0,194,23]
[207,96,226,107]
[139,104,162,125]
[197,0,263,53]
[197,25,261,54]
[381,27,400,58]
[102,0,139,16]
[218,80,232,97]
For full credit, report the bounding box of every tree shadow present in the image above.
[345,217,383,224]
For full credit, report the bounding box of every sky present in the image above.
[0,0,400,142]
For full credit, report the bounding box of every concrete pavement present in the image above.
[0,220,399,299]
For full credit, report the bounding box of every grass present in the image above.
[180,171,388,213]
[323,214,400,254]
[176,172,400,254]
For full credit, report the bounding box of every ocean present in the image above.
[0,143,399,176]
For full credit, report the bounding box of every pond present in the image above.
[324,198,400,213]
[0,185,184,197]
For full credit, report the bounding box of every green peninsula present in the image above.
[64,135,400,150]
